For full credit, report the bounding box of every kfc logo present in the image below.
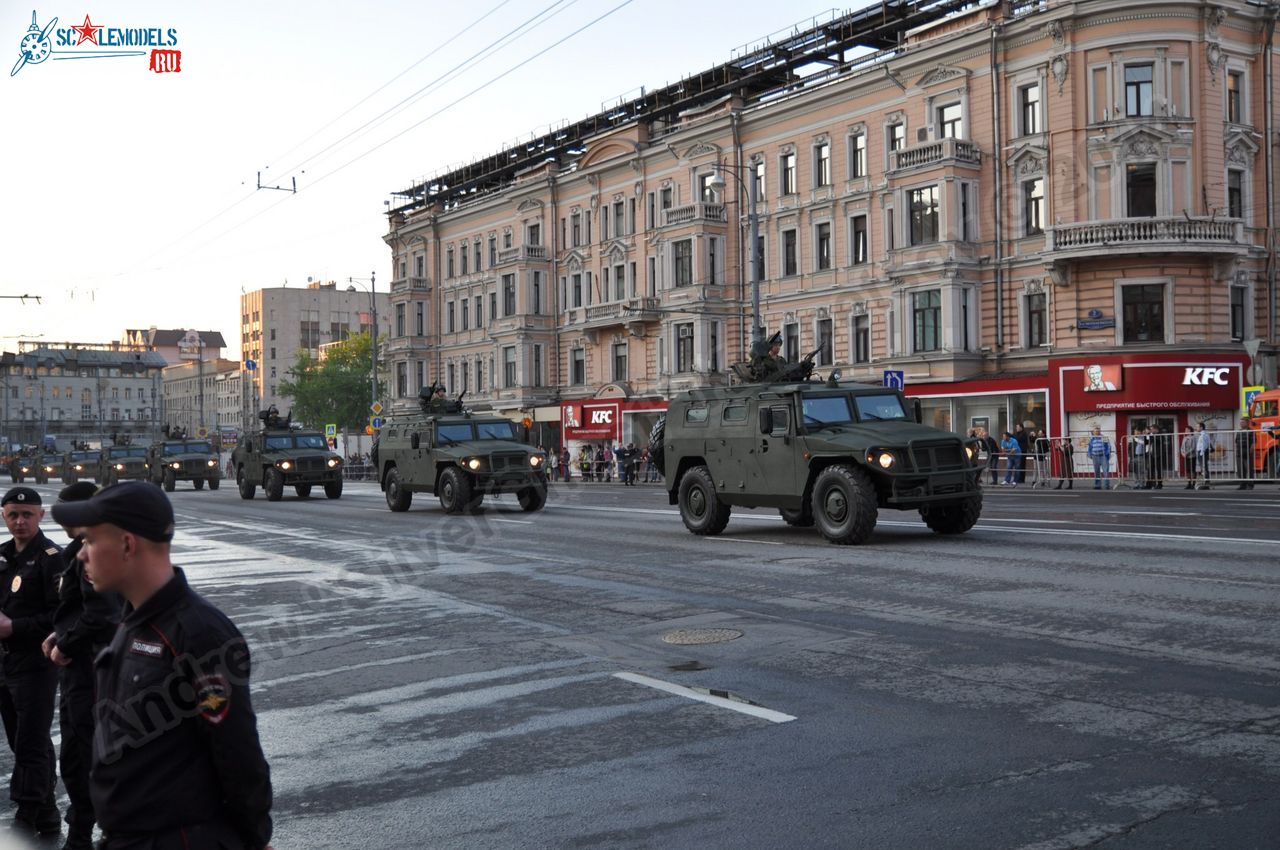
[1182,367,1230,386]
[589,409,614,425]
[563,405,580,428]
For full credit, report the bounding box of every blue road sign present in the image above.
[371,416,384,429]
[883,370,905,390]
[245,359,257,371]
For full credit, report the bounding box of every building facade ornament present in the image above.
[1051,54,1068,95]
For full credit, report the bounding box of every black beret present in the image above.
[2,487,41,507]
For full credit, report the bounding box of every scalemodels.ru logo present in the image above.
[10,10,181,76]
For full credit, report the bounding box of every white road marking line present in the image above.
[976,518,1073,524]
[1137,572,1280,588]
[493,518,534,525]
[1104,511,1199,516]
[614,672,796,724]
[703,537,784,545]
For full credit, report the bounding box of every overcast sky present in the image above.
[2,0,856,354]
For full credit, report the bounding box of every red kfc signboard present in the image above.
[562,401,620,440]
[1053,354,1247,413]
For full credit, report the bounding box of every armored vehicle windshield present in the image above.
[162,440,214,454]
[437,421,519,443]
[108,447,148,458]
[264,434,328,451]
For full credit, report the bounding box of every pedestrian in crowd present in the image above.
[979,428,1000,486]
[1054,436,1075,489]
[598,445,613,483]
[42,481,123,850]
[1195,423,1213,489]
[578,446,593,482]
[623,443,639,485]
[1146,427,1165,490]
[1088,426,1111,490]
[1032,430,1051,487]
[1181,428,1198,488]
[1131,428,1148,489]
[615,445,627,482]
[0,487,63,835]
[1235,418,1256,489]
[51,482,274,850]
[999,431,1021,486]
[1012,423,1029,484]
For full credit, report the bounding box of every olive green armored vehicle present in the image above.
[231,407,343,501]
[655,355,983,545]
[96,445,150,486]
[375,386,548,513]
[60,450,97,484]
[147,430,222,491]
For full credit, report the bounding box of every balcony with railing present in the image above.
[1046,216,1247,259]
[390,276,430,293]
[565,297,663,338]
[889,137,982,174]
[496,244,550,264]
[662,202,727,227]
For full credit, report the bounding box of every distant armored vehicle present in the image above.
[96,445,149,486]
[375,386,547,513]
[147,434,222,491]
[61,450,97,485]
[35,454,61,485]
[231,407,343,501]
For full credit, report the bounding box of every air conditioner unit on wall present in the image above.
[917,127,929,143]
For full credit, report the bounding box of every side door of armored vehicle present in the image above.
[714,398,766,501]
[746,392,802,506]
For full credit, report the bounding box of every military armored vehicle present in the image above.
[96,445,150,486]
[231,407,343,501]
[375,386,548,513]
[35,454,61,485]
[657,366,984,545]
[8,452,36,484]
[147,431,222,491]
[60,450,97,485]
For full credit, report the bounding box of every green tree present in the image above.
[278,332,379,430]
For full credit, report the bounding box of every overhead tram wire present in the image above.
[267,0,581,181]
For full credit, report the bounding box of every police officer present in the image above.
[52,482,273,850]
[42,481,123,850]
[0,486,63,834]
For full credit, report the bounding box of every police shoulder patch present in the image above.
[195,674,230,725]
[44,546,58,556]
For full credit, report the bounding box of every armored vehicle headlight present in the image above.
[44,465,54,473]
[207,459,218,467]
[964,445,976,461]
[278,460,293,471]
[529,455,543,467]
[73,465,82,472]
[114,463,125,471]
[171,461,182,469]
[326,458,341,468]
[465,457,482,471]
[874,451,895,469]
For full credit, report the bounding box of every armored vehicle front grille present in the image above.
[181,460,206,473]
[909,441,965,472]
[490,453,527,472]
[295,457,325,473]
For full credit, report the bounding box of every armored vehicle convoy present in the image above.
[375,386,548,513]
[147,432,221,491]
[97,445,149,486]
[8,452,36,484]
[61,450,96,484]
[657,372,984,545]
[231,407,343,501]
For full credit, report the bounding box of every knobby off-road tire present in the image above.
[295,484,312,498]
[438,466,472,514]
[811,464,877,545]
[163,468,176,492]
[920,492,983,535]
[265,468,284,502]
[193,477,205,490]
[517,481,547,512]
[237,466,255,500]
[207,477,219,490]
[678,464,730,535]
[385,468,412,512]
[648,417,666,479]
[324,478,343,499]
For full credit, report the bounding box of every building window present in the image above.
[853,314,870,363]
[473,242,481,271]
[396,362,408,398]
[1024,178,1045,235]
[698,172,718,203]
[475,358,484,392]
[912,289,942,352]
[1122,283,1165,343]
[816,317,833,366]
[1026,292,1046,347]
[1019,83,1041,135]
[1126,163,1156,217]
[706,239,718,287]
[781,152,797,195]
[815,222,831,270]
[710,321,720,372]
[502,274,516,315]
[909,186,940,245]
[395,303,405,337]
[676,323,694,373]
[414,302,425,336]
[814,142,831,187]
[613,263,626,300]
[446,247,454,278]
[571,348,585,385]
[753,160,766,200]
[460,299,469,331]
[460,245,468,276]
[572,273,583,308]
[531,271,542,314]
[612,342,627,382]
[888,122,905,153]
[1125,64,1154,117]
[503,346,516,388]
[475,295,483,328]
[849,133,866,178]
[959,182,975,242]
[1230,286,1247,341]
[936,102,962,139]
[488,237,496,268]
[1227,169,1244,218]
[532,344,543,387]
[850,215,867,265]
[673,239,693,287]
[1227,71,1243,124]
[886,205,895,251]
[447,364,455,393]
[614,200,626,237]
[527,222,540,245]
[571,213,581,247]
[782,229,797,276]
[784,323,799,362]
[446,302,455,333]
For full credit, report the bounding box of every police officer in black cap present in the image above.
[41,481,123,850]
[0,485,63,834]
[52,482,273,850]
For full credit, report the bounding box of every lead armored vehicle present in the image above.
[61,450,96,484]
[231,407,343,501]
[656,353,983,544]
[96,444,149,486]
[147,430,222,491]
[375,386,548,513]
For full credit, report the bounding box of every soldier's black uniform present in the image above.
[52,533,123,847]
[0,524,62,826]
[92,567,272,850]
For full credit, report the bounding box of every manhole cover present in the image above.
[661,628,743,646]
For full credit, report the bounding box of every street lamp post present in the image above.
[708,160,763,351]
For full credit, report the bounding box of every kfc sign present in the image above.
[562,401,620,440]
[1182,367,1230,386]
[590,408,614,425]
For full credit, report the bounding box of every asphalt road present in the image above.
[2,477,1278,849]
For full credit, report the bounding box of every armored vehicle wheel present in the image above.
[779,506,814,527]
[265,468,284,502]
[678,465,730,535]
[207,477,220,490]
[237,467,255,500]
[438,466,474,514]
[107,470,119,487]
[811,464,877,545]
[385,468,412,512]
[294,484,311,498]
[648,417,666,478]
[324,478,343,499]
[163,468,176,492]
[517,481,547,512]
[193,478,204,490]
[920,493,982,535]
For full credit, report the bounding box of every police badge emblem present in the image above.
[10,576,21,593]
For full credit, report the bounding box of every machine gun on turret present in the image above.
[257,405,292,430]
[417,383,465,415]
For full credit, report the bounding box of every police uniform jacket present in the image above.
[92,568,272,848]
[0,530,62,674]
[52,537,123,661]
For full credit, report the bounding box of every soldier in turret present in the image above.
[749,332,788,382]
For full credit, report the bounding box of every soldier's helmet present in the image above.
[749,338,771,359]
[767,331,783,348]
